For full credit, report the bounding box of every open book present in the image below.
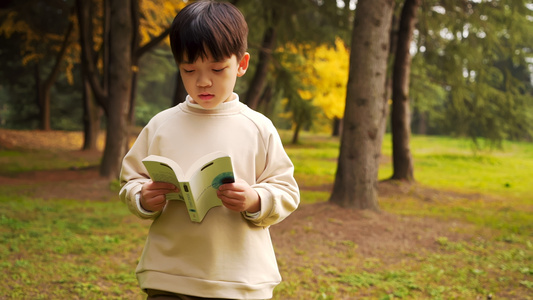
[142,152,234,223]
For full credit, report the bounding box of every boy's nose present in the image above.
[196,74,212,87]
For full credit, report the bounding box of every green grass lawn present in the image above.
[0,132,531,299]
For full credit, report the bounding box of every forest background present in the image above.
[1,0,531,152]
[0,0,532,298]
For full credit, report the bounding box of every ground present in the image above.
[0,129,476,277]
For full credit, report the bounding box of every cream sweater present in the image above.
[119,94,299,299]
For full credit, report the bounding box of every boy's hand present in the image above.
[217,178,261,213]
[140,181,178,212]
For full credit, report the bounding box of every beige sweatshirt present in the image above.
[119,94,299,299]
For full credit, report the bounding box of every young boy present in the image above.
[119,1,300,299]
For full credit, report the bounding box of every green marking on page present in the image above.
[212,172,235,189]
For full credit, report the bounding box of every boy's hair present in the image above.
[169,1,248,64]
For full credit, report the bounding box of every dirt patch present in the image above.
[270,195,472,272]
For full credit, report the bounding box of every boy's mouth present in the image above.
[198,93,214,101]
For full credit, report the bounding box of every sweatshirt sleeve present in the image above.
[119,126,161,220]
[245,126,300,227]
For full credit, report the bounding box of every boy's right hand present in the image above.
[140,181,178,212]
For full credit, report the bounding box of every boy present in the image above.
[119,1,300,299]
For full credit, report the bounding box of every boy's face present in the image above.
[179,52,250,109]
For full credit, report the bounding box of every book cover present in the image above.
[142,151,234,222]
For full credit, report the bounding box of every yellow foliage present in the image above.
[0,11,29,38]
[278,38,349,120]
[139,0,187,46]
[298,89,313,100]
[310,38,349,119]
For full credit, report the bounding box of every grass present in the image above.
[285,132,533,200]
[0,197,144,299]
[0,149,100,175]
[1,131,532,299]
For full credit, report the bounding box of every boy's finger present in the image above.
[151,182,177,190]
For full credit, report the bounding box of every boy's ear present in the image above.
[237,52,250,77]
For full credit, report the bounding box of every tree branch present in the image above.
[134,26,171,59]
[43,12,74,92]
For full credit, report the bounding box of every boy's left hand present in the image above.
[216,178,261,213]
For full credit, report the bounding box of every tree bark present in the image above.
[99,0,133,179]
[329,0,394,211]
[244,23,277,109]
[77,0,172,177]
[390,0,420,182]
[82,74,101,151]
[76,0,108,105]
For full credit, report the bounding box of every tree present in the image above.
[0,1,77,131]
[128,0,185,125]
[243,9,277,110]
[390,0,420,181]
[77,0,133,179]
[237,0,353,111]
[76,0,183,178]
[36,16,74,131]
[276,38,350,141]
[309,38,349,135]
[411,0,533,143]
[329,0,395,210]
[274,44,317,144]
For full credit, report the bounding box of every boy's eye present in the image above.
[213,67,226,72]
[182,69,194,73]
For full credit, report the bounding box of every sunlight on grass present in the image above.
[1,131,532,299]
[0,150,100,175]
[0,195,147,299]
[282,132,533,202]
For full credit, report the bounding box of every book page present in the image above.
[188,155,234,221]
[142,155,185,201]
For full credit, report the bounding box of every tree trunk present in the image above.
[332,117,342,137]
[128,67,139,125]
[38,88,51,131]
[99,0,133,179]
[82,75,100,151]
[292,122,301,145]
[37,18,74,131]
[173,71,187,106]
[329,0,394,211]
[417,109,428,135]
[390,0,420,182]
[376,10,399,165]
[77,0,171,177]
[244,24,277,109]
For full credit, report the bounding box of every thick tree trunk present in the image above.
[77,0,171,177]
[329,0,394,211]
[390,0,420,182]
[244,25,276,109]
[99,0,133,179]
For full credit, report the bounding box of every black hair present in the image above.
[169,1,248,64]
